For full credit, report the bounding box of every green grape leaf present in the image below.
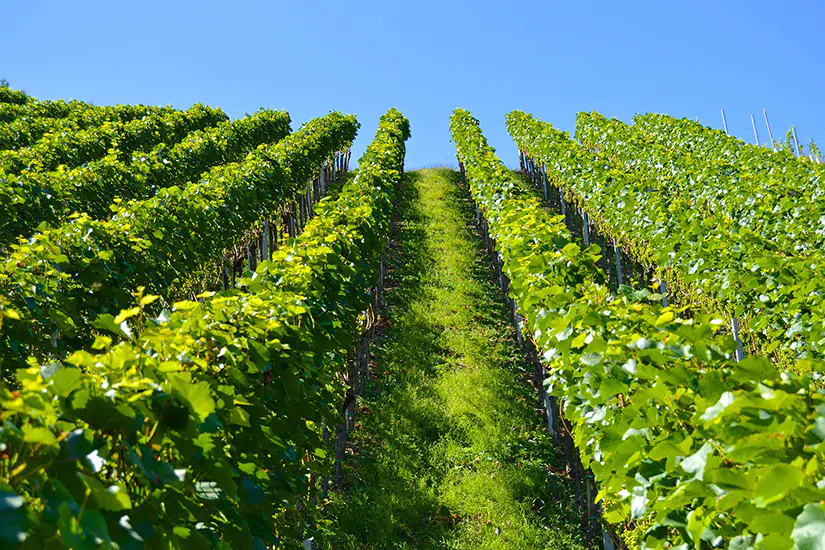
[792,504,825,550]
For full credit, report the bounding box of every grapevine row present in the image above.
[452,108,825,549]
[0,108,410,548]
[0,112,357,376]
[0,86,170,126]
[0,103,175,151]
[0,100,99,124]
[0,109,291,248]
[633,112,825,177]
[578,112,825,258]
[508,110,825,367]
[0,84,30,106]
[0,103,226,175]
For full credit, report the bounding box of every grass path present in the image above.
[321,168,587,549]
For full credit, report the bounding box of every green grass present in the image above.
[319,168,589,549]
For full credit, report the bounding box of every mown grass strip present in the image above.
[322,168,587,549]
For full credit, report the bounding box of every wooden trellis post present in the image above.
[732,317,745,361]
[542,163,549,199]
[260,222,269,261]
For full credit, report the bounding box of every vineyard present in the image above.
[0,82,824,549]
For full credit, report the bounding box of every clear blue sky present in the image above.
[4,0,824,168]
